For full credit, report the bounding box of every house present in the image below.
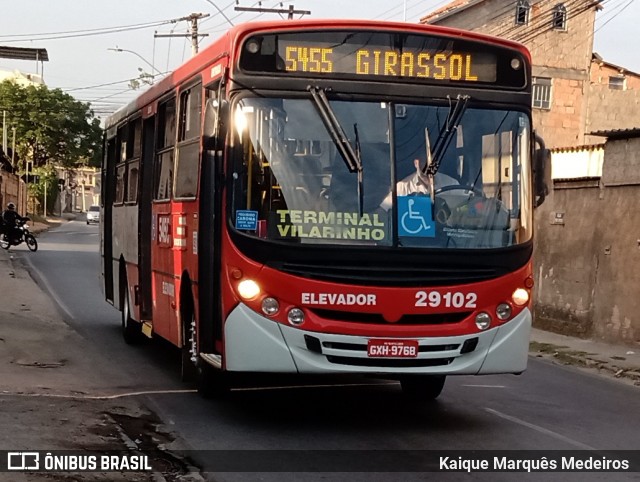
[55,165,100,212]
[420,0,640,150]
[421,1,640,344]
[0,69,44,86]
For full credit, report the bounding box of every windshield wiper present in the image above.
[422,94,470,178]
[308,85,364,214]
[353,122,364,215]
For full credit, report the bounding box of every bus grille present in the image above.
[325,355,454,368]
[277,262,497,287]
[303,335,478,369]
[309,309,471,325]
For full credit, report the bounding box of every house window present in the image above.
[608,76,625,90]
[553,4,567,30]
[533,77,552,110]
[515,0,530,25]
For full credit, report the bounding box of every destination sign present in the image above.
[281,43,494,82]
[239,30,527,88]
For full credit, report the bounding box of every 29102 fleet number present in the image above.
[415,291,477,308]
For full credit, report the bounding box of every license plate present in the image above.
[367,339,419,358]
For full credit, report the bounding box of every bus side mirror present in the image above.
[533,134,551,208]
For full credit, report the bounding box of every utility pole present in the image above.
[234,3,311,19]
[155,13,210,56]
[2,111,6,155]
[11,127,15,167]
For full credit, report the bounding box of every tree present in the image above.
[0,80,103,169]
[28,164,59,215]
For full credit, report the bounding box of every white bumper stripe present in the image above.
[224,303,531,375]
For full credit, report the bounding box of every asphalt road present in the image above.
[17,220,640,481]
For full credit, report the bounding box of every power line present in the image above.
[234,3,311,19]
[202,0,236,26]
[154,13,210,56]
[0,20,180,43]
[0,19,178,39]
[594,0,635,33]
[199,1,285,34]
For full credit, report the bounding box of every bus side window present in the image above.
[154,98,176,201]
[175,83,202,199]
[203,82,228,151]
[115,124,127,205]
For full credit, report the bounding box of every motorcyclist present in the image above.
[2,203,28,244]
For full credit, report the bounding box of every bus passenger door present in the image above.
[103,136,117,303]
[199,82,226,353]
[138,116,155,318]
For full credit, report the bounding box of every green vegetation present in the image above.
[0,80,103,169]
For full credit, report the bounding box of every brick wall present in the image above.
[0,172,27,215]
[585,84,640,138]
[534,77,586,147]
[590,62,640,89]
[423,0,600,149]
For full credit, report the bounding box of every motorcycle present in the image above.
[0,218,38,251]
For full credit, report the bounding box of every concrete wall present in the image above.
[534,137,640,344]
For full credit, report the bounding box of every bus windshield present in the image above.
[231,97,532,249]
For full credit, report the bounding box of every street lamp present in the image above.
[108,47,162,79]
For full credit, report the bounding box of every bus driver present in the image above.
[380,158,458,211]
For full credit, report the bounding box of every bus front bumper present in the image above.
[223,303,531,375]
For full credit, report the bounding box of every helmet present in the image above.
[7,203,15,210]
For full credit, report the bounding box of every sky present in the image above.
[0,0,638,119]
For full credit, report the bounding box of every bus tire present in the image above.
[121,278,143,345]
[400,375,446,400]
[197,362,231,399]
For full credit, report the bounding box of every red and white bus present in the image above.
[101,19,549,399]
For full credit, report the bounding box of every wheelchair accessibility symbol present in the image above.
[397,196,435,237]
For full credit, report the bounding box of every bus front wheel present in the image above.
[400,375,446,400]
[197,362,231,399]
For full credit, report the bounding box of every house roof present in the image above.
[592,53,640,78]
[421,0,604,25]
[589,128,640,140]
[420,0,484,24]
[0,46,48,62]
[550,143,604,153]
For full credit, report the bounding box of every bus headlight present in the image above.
[245,39,261,54]
[237,279,260,300]
[512,288,529,306]
[496,303,512,321]
[287,307,305,326]
[475,312,492,331]
[261,297,280,316]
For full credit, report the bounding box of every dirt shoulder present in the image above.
[0,241,202,481]
[529,329,640,386]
